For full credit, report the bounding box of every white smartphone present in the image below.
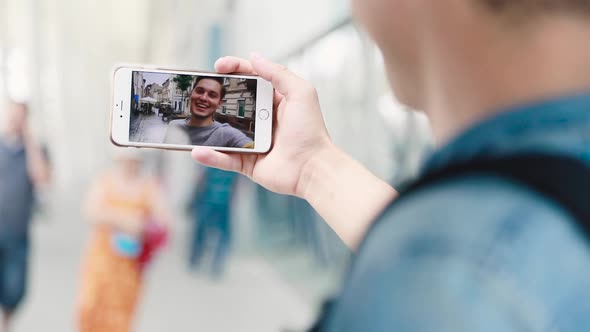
[111,66,273,153]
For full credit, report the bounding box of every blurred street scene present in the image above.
[0,0,432,331]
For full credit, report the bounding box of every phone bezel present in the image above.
[110,65,273,153]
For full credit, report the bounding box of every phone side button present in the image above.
[259,109,270,120]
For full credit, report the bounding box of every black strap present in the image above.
[308,153,590,332]
[401,153,590,229]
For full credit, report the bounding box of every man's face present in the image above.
[190,79,223,119]
[3,103,27,136]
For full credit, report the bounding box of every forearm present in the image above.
[298,144,398,250]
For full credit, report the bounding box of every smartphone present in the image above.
[111,66,273,153]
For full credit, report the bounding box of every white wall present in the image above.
[225,0,350,58]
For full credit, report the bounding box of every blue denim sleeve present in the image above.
[326,246,540,331]
[323,177,590,332]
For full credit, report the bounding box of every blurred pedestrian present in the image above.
[77,149,171,332]
[188,167,237,278]
[0,101,50,332]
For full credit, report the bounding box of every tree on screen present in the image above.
[173,75,193,100]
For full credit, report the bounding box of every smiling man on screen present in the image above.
[164,76,254,148]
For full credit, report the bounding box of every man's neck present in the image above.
[423,17,590,146]
[187,116,214,128]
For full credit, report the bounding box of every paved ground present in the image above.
[6,159,349,332]
[11,207,318,332]
[130,113,169,143]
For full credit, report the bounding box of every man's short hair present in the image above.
[479,0,590,16]
[193,76,227,100]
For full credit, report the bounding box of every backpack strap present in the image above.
[401,154,590,232]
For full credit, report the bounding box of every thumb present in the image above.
[191,147,243,173]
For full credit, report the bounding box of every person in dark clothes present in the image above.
[188,167,237,277]
[0,102,50,331]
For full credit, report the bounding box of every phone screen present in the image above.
[129,71,258,149]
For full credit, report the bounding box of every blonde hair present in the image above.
[113,147,143,162]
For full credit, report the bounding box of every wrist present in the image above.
[294,140,398,249]
[296,140,344,200]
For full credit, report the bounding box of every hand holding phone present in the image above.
[111,66,274,153]
[191,54,334,197]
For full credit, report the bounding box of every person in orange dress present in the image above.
[77,150,171,332]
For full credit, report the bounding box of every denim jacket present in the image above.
[324,93,590,332]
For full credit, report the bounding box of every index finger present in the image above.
[214,56,256,75]
[216,55,285,106]
[250,54,314,101]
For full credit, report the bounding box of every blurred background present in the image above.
[0,0,432,331]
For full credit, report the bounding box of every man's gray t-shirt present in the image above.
[164,119,253,148]
[0,139,34,240]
